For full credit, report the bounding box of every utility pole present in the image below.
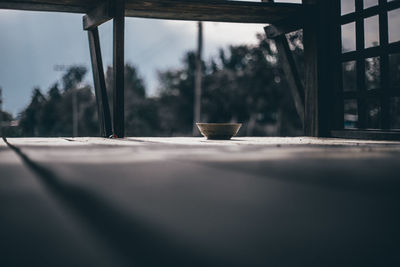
[193,21,203,135]
[72,89,78,137]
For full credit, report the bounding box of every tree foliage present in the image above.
[13,32,305,137]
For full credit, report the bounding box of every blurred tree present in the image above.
[19,88,46,136]
[62,65,87,91]
[16,32,304,137]
[0,110,19,137]
[0,110,13,123]
[18,66,99,137]
[157,52,197,135]
[106,63,160,136]
[157,33,303,136]
[39,83,62,135]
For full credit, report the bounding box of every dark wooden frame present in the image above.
[1,0,306,139]
[83,0,125,137]
[331,0,400,140]
[5,0,399,140]
[301,0,340,137]
[87,27,113,137]
[113,0,125,138]
[0,0,306,24]
[78,0,305,138]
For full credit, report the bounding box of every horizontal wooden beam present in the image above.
[1,0,306,24]
[124,0,305,24]
[83,1,113,30]
[264,16,305,38]
[0,0,95,13]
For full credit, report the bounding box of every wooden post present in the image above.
[113,0,125,138]
[193,21,203,135]
[378,0,390,129]
[303,0,337,137]
[87,27,112,137]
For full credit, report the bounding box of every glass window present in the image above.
[389,53,400,88]
[365,57,380,90]
[366,98,381,129]
[364,15,380,48]
[342,22,356,52]
[390,97,400,129]
[364,0,378,9]
[344,99,358,129]
[388,8,400,43]
[342,61,357,92]
[341,0,355,15]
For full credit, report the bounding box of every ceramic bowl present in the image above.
[196,123,242,140]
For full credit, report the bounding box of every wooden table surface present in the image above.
[1,137,400,267]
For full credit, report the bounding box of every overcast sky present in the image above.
[0,0,301,115]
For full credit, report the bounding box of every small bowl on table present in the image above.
[196,123,242,140]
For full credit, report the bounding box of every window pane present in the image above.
[344,99,358,129]
[389,53,400,88]
[365,57,380,90]
[364,0,378,9]
[390,97,400,130]
[390,97,400,129]
[388,8,400,43]
[342,22,356,52]
[342,61,357,92]
[366,98,381,129]
[364,15,380,48]
[341,0,355,15]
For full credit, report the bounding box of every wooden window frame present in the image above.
[331,0,400,140]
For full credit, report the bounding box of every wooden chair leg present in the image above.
[87,27,112,137]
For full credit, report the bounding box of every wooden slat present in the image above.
[87,27,113,137]
[113,0,125,138]
[0,0,305,24]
